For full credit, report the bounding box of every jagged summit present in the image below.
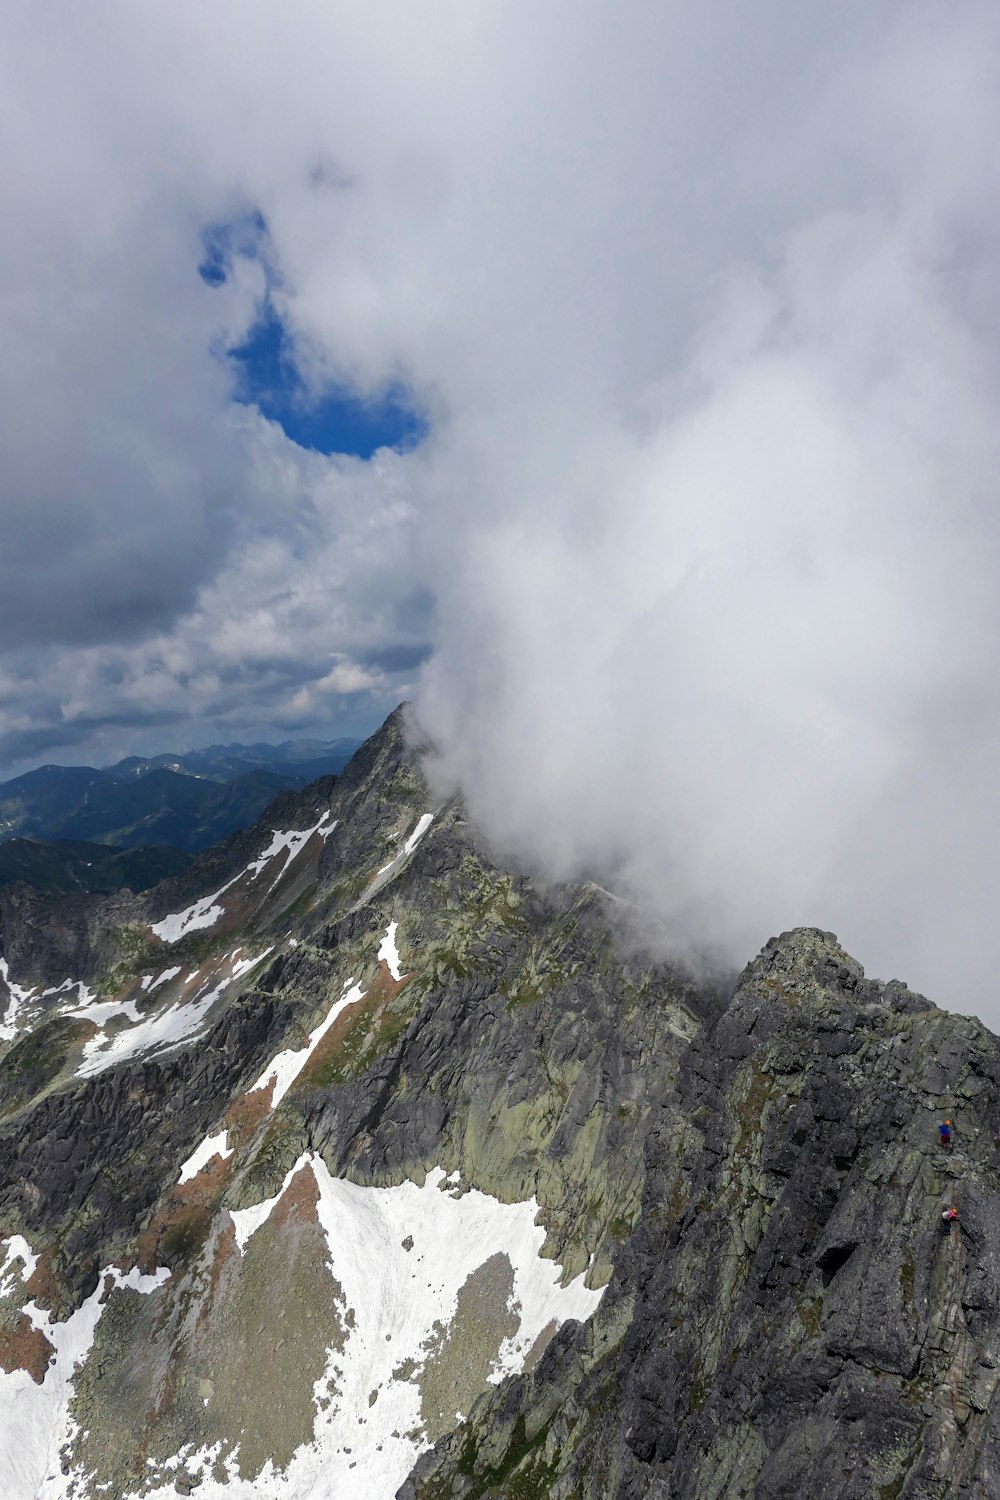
[0,709,997,1498]
[738,924,937,1018]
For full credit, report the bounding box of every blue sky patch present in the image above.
[228,304,426,458]
[200,211,425,459]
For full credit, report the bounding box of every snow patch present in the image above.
[0,1235,38,1293]
[247,978,363,1113]
[150,813,336,945]
[0,1247,170,1500]
[216,1155,603,1499]
[402,812,434,859]
[151,887,229,944]
[177,1130,233,1185]
[374,812,434,884]
[245,812,336,884]
[68,996,142,1029]
[78,951,273,1077]
[229,1185,286,1256]
[149,966,182,992]
[378,921,403,981]
[0,968,96,1042]
[0,958,36,1041]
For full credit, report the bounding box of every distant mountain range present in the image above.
[106,737,361,786]
[0,738,360,874]
[0,838,194,895]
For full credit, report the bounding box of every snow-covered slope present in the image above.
[0,1159,599,1500]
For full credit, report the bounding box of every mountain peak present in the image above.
[0,709,996,1498]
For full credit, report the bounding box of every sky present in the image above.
[2,2,1000,1013]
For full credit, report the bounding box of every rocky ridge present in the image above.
[0,707,997,1498]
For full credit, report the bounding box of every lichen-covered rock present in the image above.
[405,928,1000,1499]
[1,708,999,1498]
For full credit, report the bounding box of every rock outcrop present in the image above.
[406,932,1000,1500]
[0,706,997,1498]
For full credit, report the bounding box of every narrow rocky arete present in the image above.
[0,708,998,1498]
[0,709,660,1497]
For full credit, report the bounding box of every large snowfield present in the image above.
[0,1162,603,1500]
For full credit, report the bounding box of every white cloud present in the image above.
[2,2,1000,1013]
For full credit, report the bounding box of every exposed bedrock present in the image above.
[1,709,999,1497]
[404,928,1000,1499]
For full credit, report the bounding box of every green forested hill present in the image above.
[0,838,194,894]
[0,767,292,851]
[0,737,359,853]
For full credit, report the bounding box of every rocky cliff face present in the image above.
[0,708,997,1499]
[407,931,1000,1500]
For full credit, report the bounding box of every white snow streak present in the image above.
[68,995,142,1029]
[0,1235,38,1292]
[229,1184,287,1256]
[151,813,336,945]
[402,812,433,859]
[177,1130,233,1185]
[0,967,95,1043]
[245,813,336,883]
[246,978,363,1115]
[150,886,229,944]
[378,921,403,980]
[374,811,434,884]
[78,950,273,1077]
[149,966,182,992]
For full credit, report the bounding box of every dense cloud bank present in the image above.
[2,2,1000,1011]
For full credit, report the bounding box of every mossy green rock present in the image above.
[2,710,1000,1498]
[404,929,1000,1499]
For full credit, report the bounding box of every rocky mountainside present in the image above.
[0,707,998,1499]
